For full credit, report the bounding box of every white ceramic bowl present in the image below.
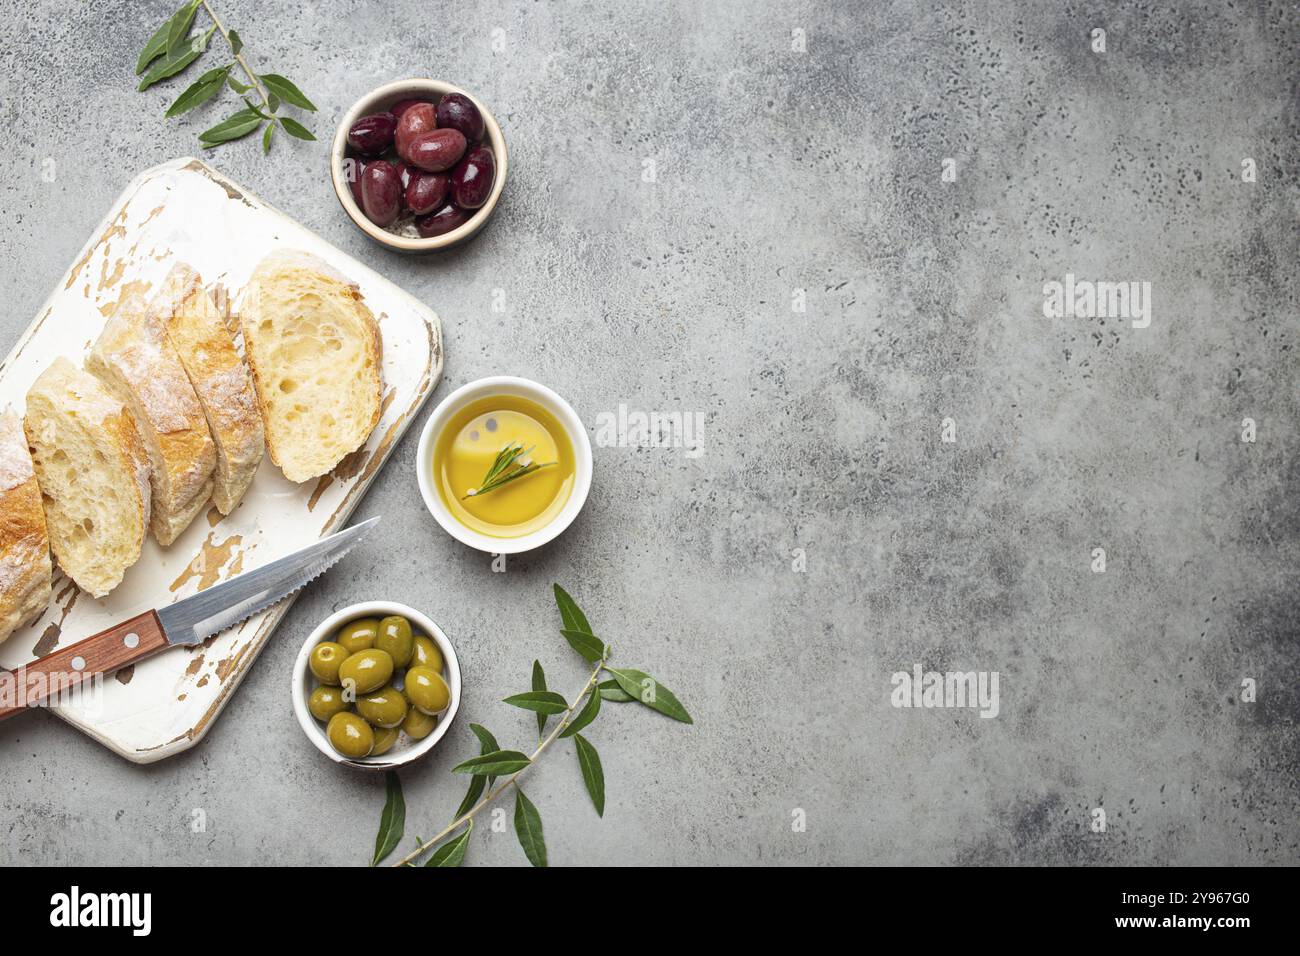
[292,601,461,770]
[416,376,593,554]
[330,78,508,252]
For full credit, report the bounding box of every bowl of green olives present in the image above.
[292,601,461,769]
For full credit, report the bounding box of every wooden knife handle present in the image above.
[0,610,168,721]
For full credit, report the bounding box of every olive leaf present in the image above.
[469,723,501,751]
[278,116,316,141]
[201,117,264,146]
[469,723,502,787]
[261,121,274,154]
[136,0,199,75]
[259,73,317,110]
[503,690,569,715]
[165,66,230,117]
[560,685,600,738]
[240,96,272,119]
[599,679,635,702]
[425,822,472,867]
[560,628,605,663]
[605,667,693,724]
[554,583,593,635]
[454,771,485,820]
[166,0,201,50]
[574,734,605,817]
[227,28,243,56]
[137,24,215,91]
[136,21,171,76]
[371,771,405,866]
[454,722,502,817]
[452,750,531,776]
[531,660,548,735]
[513,788,547,867]
[227,74,250,93]
[199,107,263,145]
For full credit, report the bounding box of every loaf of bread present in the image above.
[24,358,151,598]
[87,291,216,545]
[240,250,382,483]
[0,409,53,644]
[161,264,265,515]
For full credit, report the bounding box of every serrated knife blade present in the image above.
[158,515,380,645]
[0,516,380,721]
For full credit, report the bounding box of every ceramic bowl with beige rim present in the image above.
[330,78,508,252]
[292,601,461,770]
[417,376,593,554]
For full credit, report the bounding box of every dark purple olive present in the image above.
[450,145,495,209]
[344,157,370,206]
[394,102,437,162]
[389,98,428,120]
[436,93,485,142]
[405,171,451,215]
[347,112,396,155]
[394,161,415,209]
[416,203,470,238]
[360,160,402,227]
[406,129,466,172]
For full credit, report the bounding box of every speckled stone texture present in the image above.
[0,0,1296,865]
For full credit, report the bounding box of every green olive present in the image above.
[308,685,349,722]
[401,707,438,740]
[326,711,374,759]
[371,725,399,757]
[309,641,348,685]
[338,648,394,695]
[410,634,444,672]
[356,685,408,729]
[336,617,380,655]
[405,665,450,715]
[375,615,414,668]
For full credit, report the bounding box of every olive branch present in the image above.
[372,584,693,867]
[134,0,317,153]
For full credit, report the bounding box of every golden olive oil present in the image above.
[434,395,575,538]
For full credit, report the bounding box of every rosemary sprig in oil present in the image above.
[463,442,556,499]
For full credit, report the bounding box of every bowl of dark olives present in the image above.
[292,601,462,769]
[331,78,507,252]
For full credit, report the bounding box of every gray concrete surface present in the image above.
[1,0,1297,866]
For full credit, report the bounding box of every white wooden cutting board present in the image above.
[0,157,442,762]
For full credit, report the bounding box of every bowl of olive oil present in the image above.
[417,377,592,552]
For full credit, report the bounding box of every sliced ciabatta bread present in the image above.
[240,250,382,483]
[24,358,151,598]
[0,408,53,644]
[87,291,216,545]
[160,264,265,515]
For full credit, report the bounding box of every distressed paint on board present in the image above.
[0,158,443,763]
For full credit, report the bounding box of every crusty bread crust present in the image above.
[240,250,382,483]
[0,409,52,644]
[161,264,265,515]
[24,358,151,598]
[88,291,216,545]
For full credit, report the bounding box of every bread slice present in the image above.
[160,264,265,515]
[240,250,382,483]
[87,291,216,545]
[24,358,151,598]
[0,409,53,644]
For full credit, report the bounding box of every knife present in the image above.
[0,516,380,720]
